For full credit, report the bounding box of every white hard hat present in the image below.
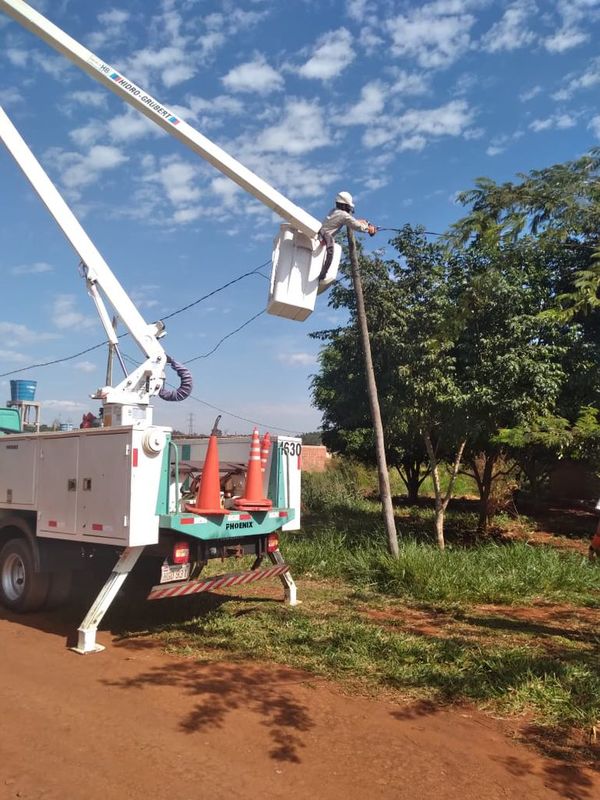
[335,191,354,209]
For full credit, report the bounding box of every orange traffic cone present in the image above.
[260,432,271,473]
[234,428,273,511]
[185,433,228,515]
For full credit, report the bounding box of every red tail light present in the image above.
[266,533,279,554]
[172,541,190,565]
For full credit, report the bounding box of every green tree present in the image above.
[313,229,468,548]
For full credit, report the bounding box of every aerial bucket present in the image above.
[267,224,341,321]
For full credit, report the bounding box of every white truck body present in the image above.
[0,427,167,547]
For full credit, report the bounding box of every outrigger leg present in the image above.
[71,546,145,654]
[269,548,298,606]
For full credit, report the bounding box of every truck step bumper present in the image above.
[147,564,290,600]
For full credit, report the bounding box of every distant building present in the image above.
[301,445,331,473]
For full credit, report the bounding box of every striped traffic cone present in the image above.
[234,428,273,511]
[260,432,271,473]
[185,433,228,515]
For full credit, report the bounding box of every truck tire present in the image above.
[0,538,50,612]
[45,569,72,609]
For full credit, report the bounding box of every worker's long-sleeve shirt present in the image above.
[319,208,369,238]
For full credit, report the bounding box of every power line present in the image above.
[0,259,270,379]
[185,310,265,363]
[0,341,108,379]
[161,261,269,322]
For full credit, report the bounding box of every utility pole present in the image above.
[347,227,400,558]
[187,413,195,436]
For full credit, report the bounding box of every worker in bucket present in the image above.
[318,191,377,286]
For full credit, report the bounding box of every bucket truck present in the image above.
[0,0,335,652]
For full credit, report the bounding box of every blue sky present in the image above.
[1,0,599,434]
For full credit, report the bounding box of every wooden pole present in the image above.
[347,227,400,557]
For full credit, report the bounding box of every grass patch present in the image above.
[282,526,600,607]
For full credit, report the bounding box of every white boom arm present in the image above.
[0,104,166,415]
[0,0,322,240]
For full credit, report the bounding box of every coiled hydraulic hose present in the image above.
[159,355,193,402]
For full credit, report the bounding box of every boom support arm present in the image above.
[0,104,166,409]
[0,0,322,240]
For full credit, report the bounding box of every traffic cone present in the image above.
[260,432,271,473]
[185,433,228,515]
[234,428,273,511]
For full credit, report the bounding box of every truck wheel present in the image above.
[0,538,50,612]
[45,570,72,609]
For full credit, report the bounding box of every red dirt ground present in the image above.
[1,610,598,800]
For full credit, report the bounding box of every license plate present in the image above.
[160,563,191,584]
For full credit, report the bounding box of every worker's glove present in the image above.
[367,223,377,237]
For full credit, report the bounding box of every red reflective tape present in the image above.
[92,523,103,531]
[132,448,139,467]
[180,517,196,525]
[279,511,288,517]
[240,513,252,521]
[48,520,58,528]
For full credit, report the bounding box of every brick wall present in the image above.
[301,445,331,473]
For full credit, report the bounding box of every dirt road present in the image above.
[0,610,597,800]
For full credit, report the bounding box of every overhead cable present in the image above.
[0,259,270,378]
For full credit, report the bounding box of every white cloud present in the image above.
[222,56,284,94]
[588,116,600,138]
[107,109,162,143]
[0,88,23,107]
[153,159,202,206]
[255,99,329,155]
[362,99,475,150]
[529,113,577,132]
[0,321,58,343]
[485,129,523,156]
[185,95,244,130]
[390,70,430,96]
[46,145,128,198]
[544,0,600,53]
[99,8,129,26]
[386,2,476,69]
[297,28,355,81]
[6,47,29,67]
[346,0,372,23]
[277,352,316,366]
[545,28,588,52]
[51,295,96,330]
[87,8,130,50]
[519,85,542,102]
[126,45,196,89]
[553,57,600,100]
[480,0,537,52]
[358,27,385,54]
[0,349,30,364]
[130,285,160,311]
[10,262,54,276]
[73,361,97,373]
[342,83,387,126]
[69,91,108,109]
